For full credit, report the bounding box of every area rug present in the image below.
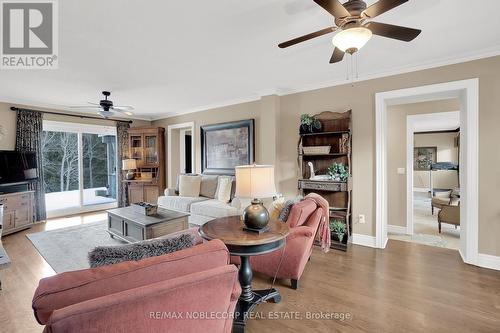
[26,221,124,273]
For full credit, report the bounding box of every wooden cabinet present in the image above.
[1,191,35,236]
[126,127,165,205]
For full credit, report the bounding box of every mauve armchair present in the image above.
[232,199,323,290]
[32,232,241,333]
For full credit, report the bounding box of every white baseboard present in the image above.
[352,233,377,248]
[477,253,500,271]
[388,225,408,235]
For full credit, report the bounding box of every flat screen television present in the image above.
[0,151,38,185]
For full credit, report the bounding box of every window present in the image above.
[42,121,118,217]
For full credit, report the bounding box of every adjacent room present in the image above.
[0,1,499,333]
[387,100,461,250]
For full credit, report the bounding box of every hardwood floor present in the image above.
[1,213,500,332]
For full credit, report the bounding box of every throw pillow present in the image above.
[216,176,233,203]
[199,175,219,198]
[175,173,198,195]
[178,174,202,197]
[269,197,286,222]
[88,234,195,268]
[278,196,303,222]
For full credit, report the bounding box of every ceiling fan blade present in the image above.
[329,47,345,63]
[362,0,408,18]
[113,105,135,111]
[365,21,421,42]
[313,0,350,19]
[68,105,100,109]
[112,107,134,116]
[279,27,336,48]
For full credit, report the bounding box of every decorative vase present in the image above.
[300,124,311,134]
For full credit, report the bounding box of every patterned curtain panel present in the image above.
[15,110,46,221]
[116,122,130,207]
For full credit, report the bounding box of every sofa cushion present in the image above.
[200,175,219,199]
[190,199,239,218]
[179,174,202,197]
[216,176,233,203]
[175,173,199,195]
[158,195,209,212]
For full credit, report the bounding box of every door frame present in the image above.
[167,122,195,187]
[375,79,479,266]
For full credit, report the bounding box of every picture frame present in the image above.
[201,119,255,175]
[413,146,437,171]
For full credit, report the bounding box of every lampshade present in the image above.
[235,165,276,199]
[332,27,372,53]
[122,159,137,171]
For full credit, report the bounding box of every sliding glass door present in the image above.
[42,121,118,218]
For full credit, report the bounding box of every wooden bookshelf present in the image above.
[298,110,352,251]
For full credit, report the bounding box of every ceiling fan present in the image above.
[70,91,135,118]
[278,0,421,64]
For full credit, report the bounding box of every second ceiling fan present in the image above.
[278,0,421,64]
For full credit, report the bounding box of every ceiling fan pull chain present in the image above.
[355,52,359,80]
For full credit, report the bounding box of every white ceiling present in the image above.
[412,111,460,132]
[1,0,500,120]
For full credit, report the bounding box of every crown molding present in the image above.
[152,46,500,121]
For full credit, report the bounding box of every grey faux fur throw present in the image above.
[88,234,195,268]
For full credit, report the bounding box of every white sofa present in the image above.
[157,174,241,227]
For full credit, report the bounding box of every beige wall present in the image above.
[153,99,283,187]
[386,99,459,228]
[414,132,459,189]
[0,102,150,151]
[152,55,500,257]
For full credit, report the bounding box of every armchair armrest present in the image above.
[164,188,177,196]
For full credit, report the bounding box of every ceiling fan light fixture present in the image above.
[332,26,372,53]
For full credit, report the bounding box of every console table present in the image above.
[199,216,290,333]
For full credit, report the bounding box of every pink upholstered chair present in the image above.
[32,233,241,333]
[232,199,323,290]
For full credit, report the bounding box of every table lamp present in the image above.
[235,164,276,232]
[122,159,137,180]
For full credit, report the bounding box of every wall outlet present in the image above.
[397,168,406,175]
[358,214,366,224]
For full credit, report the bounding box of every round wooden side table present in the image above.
[199,216,290,333]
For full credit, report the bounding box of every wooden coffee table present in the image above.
[199,216,290,333]
[107,206,189,243]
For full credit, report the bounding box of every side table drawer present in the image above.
[298,180,347,192]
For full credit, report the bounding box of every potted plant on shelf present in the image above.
[330,220,347,243]
[300,114,322,134]
[327,162,349,182]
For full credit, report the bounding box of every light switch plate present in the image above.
[397,168,406,175]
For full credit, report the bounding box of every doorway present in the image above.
[375,79,479,266]
[167,122,195,187]
[387,108,461,250]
